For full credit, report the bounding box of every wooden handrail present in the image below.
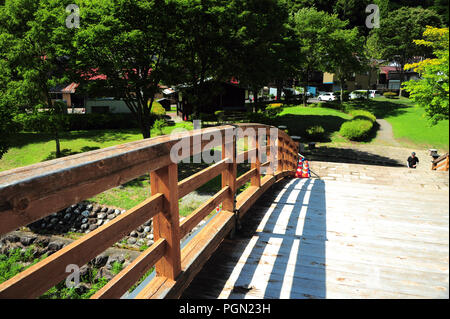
[432,153,449,171]
[0,123,299,299]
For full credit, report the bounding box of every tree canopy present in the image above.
[403,26,449,123]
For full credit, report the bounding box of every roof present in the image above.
[61,82,79,94]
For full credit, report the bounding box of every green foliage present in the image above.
[150,101,166,116]
[349,110,377,123]
[306,125,326,141]
[383,92,398,99]
[14,113,154,131]
[152,119,167,136]
[403,27,449,124]
[198,113,216,122]
[336,90,350,102]
[214,110,225,123]
[368,6,443,87]
[74,0,179,138]
[339,119,374,141]
[111,261,124,275]
[0,247,48,284]
[265,103,283,117]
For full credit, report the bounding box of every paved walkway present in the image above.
[182,162,449,299]
[375,119,402,147]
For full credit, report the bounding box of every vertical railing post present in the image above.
[150,163,181,280]
[251,129,261,187]
[266,129,274,176]
[222,128,237,212]
[277,135,284,174]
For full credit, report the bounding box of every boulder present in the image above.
[92,254,108,268]
[127,237,137,245]
[20,235,37,246]
[97,213,106,220]
[48,241,64,251]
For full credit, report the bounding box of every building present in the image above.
[175,81,246,119]
[378,66,420,91]
[322,70,379,92]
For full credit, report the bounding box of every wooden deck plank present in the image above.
[182,163,449,299]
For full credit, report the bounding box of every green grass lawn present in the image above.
[372,97,449,150]
[276,105,352,143]
[0,122,193,172]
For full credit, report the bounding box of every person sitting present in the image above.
[407,152,419,169]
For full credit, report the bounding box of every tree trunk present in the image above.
[276,80,282,101]
[399,66,405,97]
[55,131,61,158]
[303,85,308,106]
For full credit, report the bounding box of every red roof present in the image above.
[62,82,79,93]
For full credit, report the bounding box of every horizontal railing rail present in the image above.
[0,123,299,299]
[432,153,449,171]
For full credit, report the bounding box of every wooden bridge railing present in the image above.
[432,153,449,172]
[0,123,298,299]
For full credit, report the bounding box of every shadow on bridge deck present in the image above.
[182,178,328,299]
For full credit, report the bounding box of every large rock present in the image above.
[48,241,64,251]
[88,224,98,231]
[129,231,138,238]
[35,237,50,247]
[97,213,106,220]
[127,237,137,245]
[94,267,113,282]
[92,254,108,268]
[20,235,37,246]
[5,234,19,243]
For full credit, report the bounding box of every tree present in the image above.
[74,0,179,139]
[0,0,72,157]
[171,0,233,118]
[293,8,343,105]
[327,26,364,103]
[369,7,442,96]
[403,26,449,123]
[227,0,291,109]
[293,8,363,104]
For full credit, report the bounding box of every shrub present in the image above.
[383,92,398,99]
[214,110,225,123]
[245,111,270,124]
[150,101,165,115]
[199,113,215,122]
[265,103,283,117]
[349,110,377,123]
[153,118,167,136]
[306,125,326,141]
[339,119,374,141]
[334,90,351,101]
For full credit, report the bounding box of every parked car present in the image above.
[317,92,337,101]
[349,90,369,100]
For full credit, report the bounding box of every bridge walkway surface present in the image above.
[182,162,449,299]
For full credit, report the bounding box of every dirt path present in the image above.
[375,119,402,147]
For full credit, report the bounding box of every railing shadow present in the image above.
[182,177,328,299]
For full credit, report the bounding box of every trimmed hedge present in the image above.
[383,92,398,99]
[306,125,326,141]
[339,119,374,141]
[150,101,166,115]
[16,113,159,132]
[265,103,283,117]
[349,110,377,123]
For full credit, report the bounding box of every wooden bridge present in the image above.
[0,124,448,299]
